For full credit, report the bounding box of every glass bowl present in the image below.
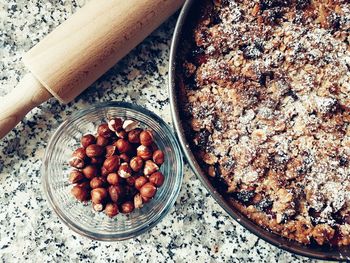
[42,102,183,240]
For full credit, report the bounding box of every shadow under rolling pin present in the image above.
[0,0,185,140]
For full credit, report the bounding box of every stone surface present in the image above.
[0,1,324,262]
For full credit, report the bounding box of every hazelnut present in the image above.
[115,139,132,153]
[101,167,109,177]
[136,145,152,160]
[152,150,164,165]
[149,172,165,187]
[90,177,106,189]
[208,166,216,177]
[105,203,119,217]
[69,156,85,169]
[103,155,120,173]
[134,193,143,208]
[140,182,157,198]
[128,128,142,144]
[126,176,136,186]
[96,135,109,147]
[108,185,121,202]
[71,186,90,201]
[115,185,126,197]
[69,170,85,184]
[122,120,139,132]
[143,160,159,176]
[97,123,114,138]
[116,129,127,139]
[82,165,99,179]
[106,173,119,185]
[91,188,108,204]
[135,176,148,190]
[107,118,123,132]
[90,157,104,165]
[105,145,117,157]
[92,203,104,212]
[118,163,132,178]
[140,130,153,146]
[72,147,87,160]
[81,134,96,148]
[121,201,134,213]
[86,144,104,157]
[130,156,144,172]
[119,153,130,163]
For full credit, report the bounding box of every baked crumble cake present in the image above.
[182,0,350,246]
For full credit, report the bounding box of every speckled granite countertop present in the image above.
[0,1,325,262]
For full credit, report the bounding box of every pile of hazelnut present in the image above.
[68,118,165,218]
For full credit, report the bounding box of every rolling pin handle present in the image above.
[0,73,52,140]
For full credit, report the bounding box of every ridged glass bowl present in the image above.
[42,102,183,240]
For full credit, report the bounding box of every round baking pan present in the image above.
[168,0,350,260]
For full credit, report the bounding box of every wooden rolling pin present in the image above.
[0,0,184,139]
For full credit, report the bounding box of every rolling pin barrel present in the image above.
[0,0,184,139]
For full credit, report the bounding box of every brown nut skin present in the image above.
[140,182,157,198]
[143,160,159,176]
[71,186,90,201]
[69,170,85,184]
[128,128,142,144]
[152,150,164,165]
[90,177,106,189]
[105,145,117,157]
[130,156,144,172]
[118,163,132,178]
[91,188,108,204]
[81,134,96,148]
[136,145,152,160]
[134,193,143,208]
[90,157,104,165]
[86,144,104,158]
[115,139,132,153]
[116,129,127,139]
[114,185,126,197]
[140,130,154,146]
[106,173,119,185]
[149,172,165,187]
[135,176,148,190]
[108,118,123,132]
[121,201,135,214]
[69,156,85,169]
[105,203,119,217]
[97,123,114,138]
[108,185,121,203]
[119,153,130,163]
[96,136,110,147]
[82,165,99,179]
[72,147,87,160]
[103,155,121,173]
[126,176,137,186]
[101,167,109,177]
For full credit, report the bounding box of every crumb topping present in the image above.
[183,0,350,245]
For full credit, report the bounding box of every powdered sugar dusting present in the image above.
[184,0,350,246]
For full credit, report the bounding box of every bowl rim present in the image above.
[168,0,349,260]
[42,101,184,241]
